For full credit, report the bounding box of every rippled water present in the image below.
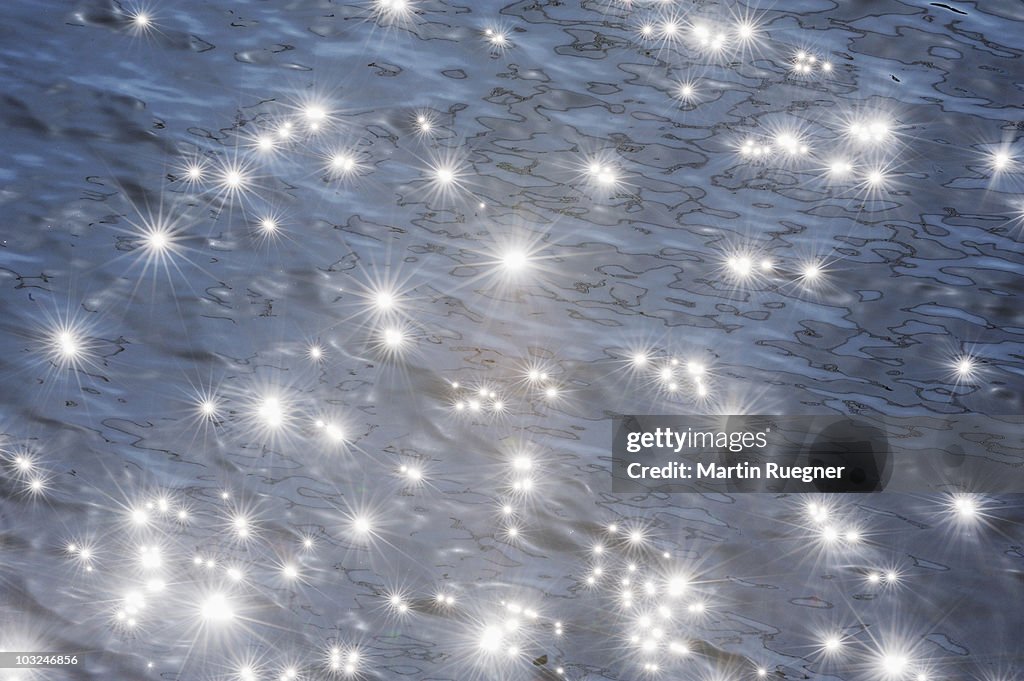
[1,1,1022,679]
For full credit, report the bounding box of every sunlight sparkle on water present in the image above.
[200,593,234,622]
[500,248,530,273]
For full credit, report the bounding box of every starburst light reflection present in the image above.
[3,2,1020,681]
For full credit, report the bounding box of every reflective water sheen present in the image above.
[0,1,1022,680]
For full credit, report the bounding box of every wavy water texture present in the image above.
[0,1,1022,680]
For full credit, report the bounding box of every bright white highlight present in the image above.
[352,516,373,535]
[383,327,405,348]
[727,255,754,278]
[849,119,892,145]
[374,290,396,311]
[500,249,529,273]
[479,625,504,652]
[989,149,1013,172]
[435,167,455,185]
[953,355,977,381]
[200,593,234,622]
[258,396,285,429]
[877,652,909,679]
[801,262,823,281]
[676,82,698,103]
[56,330,80,360]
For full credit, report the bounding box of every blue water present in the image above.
[0,1,1022,679]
